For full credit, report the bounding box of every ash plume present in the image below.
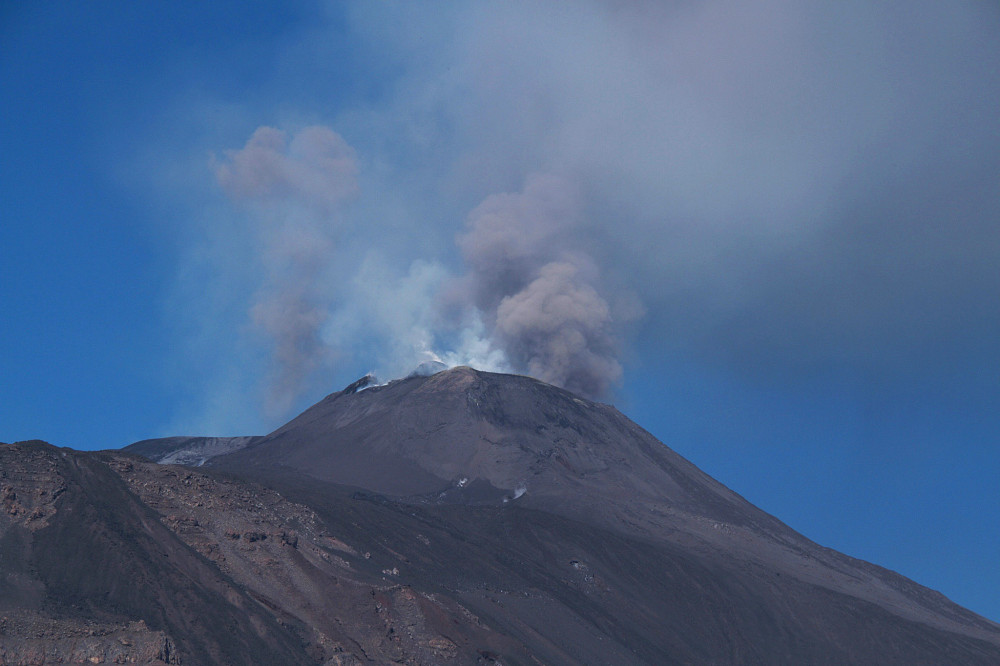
[455,174,626,398]
[215,125,358,214]
[495,261,620,397]
[214,125,357,414]
[457,173,579,313]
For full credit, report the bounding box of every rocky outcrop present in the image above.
[0,442,310,665]
[0,613,179,665]
[105,455,533,665]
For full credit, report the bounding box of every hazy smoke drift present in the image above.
[182,2,998,431]
[215,130,628,407]
[457,174,624,398]
[214,126,358,413]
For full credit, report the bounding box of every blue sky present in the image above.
[2,1,999,621]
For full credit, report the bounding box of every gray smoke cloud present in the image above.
[457,174,580,314]
[215,126,358,214]
[213,125,357,414]
[213,138,629,400]
[169,0,998,425]
[455,174,626,397]
[495,261,619,397]
[343,0,1000,385]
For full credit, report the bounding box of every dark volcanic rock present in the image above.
[4,368,1000,664]
[0,441,309,665]
[210,367,1000,662]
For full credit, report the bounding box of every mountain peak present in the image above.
[341,372,379,395]
[202,368,1000,648]
[210,367,780,547]
[93,368,1000,663]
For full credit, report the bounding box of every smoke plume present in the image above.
[495,261,620,397]
[215,138,628,402]
[214,125,357,413]
[455,174,625,397]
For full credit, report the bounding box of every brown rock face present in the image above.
[0,613,179,665]
[0,441,309,665]
[4,367,1000,664]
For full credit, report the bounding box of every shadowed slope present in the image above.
[7,367,1000,664]
[213,367,1000,649]
[0,441,310,665]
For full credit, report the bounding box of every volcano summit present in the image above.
[2,367,999,664]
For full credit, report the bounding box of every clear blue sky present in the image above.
[2,1,998,622]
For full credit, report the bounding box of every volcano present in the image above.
[3,366,999,664]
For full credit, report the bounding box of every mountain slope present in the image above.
[0,441,310,664]
[216,366,762,521]
[4,367,1000,664]
[213,367,1000,646]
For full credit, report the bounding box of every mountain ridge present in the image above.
[205,367,1000,643]
[4,367,998,664]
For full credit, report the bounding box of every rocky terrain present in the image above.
[2,367,1000,664]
